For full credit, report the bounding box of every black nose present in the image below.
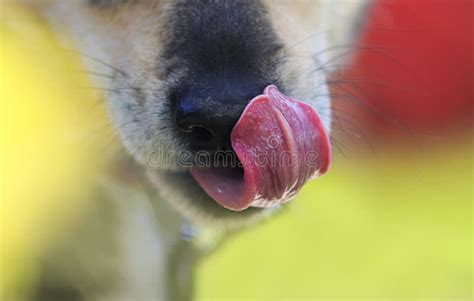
[174,80,264,151]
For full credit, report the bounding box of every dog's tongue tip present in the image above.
[191,85,332,211]
[190,166,256,211]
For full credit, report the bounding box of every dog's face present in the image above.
[47,0,365,227]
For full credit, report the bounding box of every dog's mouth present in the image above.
[190,85,332,212]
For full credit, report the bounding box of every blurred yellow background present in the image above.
[1,3,472,300]
[1,4,114,298]
[196,147,472,299]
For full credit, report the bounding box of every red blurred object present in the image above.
[333,0,473,142]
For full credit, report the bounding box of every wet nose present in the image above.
[174,80,264,151]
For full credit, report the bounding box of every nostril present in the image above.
[174,95,218,148]
[175,115,216,148]
[191,126,214,144]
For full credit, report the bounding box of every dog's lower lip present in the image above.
[190,85,332,212]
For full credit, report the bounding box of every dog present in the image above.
[19,1,370,300]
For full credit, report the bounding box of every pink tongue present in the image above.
[190,85,332,211]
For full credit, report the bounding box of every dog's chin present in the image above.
[146,168,279,230]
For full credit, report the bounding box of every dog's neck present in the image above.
[104,156,226,300]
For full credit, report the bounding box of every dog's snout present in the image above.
[174,80,263,151]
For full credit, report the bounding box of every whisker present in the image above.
[330,82,424,161]
[62,48,129,78]
[281,30,330,53]
[101,125,148,157]
[74,85,143,95]
[317,49,429,92]
[76,70,115,79]
[317,108,376,154]
[74,86,123,94]
[328,136,348,159]
[326,78,423,95]
[131,134,150,159]
[314,44,411,58]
